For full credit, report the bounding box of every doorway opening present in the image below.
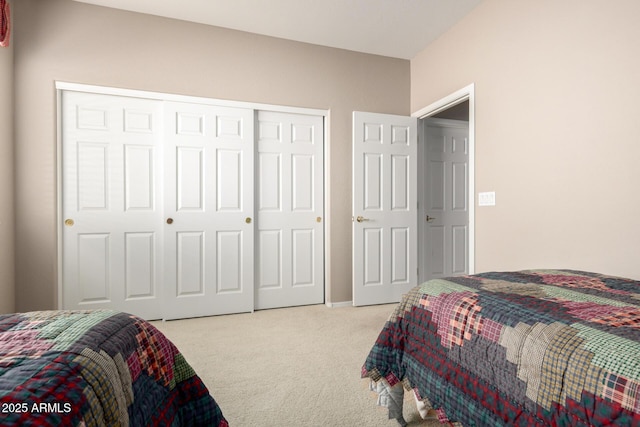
[414,85,475,285]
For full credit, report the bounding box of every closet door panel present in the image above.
[163,101,254,320]
[256,111,324,309]
[62,89,324,319]
[61,91,164,320]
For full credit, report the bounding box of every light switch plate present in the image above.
[478,191,496,206]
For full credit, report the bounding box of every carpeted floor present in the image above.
[152,304,445,427]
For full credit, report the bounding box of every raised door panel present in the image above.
[292,155,314,211]
[124,232,156,299]
[77,143,108,210]
[452,225,468,274]
[176,148,204,211]
[217,150,243,212]
[391,227,409,284]
[217,231,243,293]
[258,153,282,211]
[427,226,445,276]
[292,229,314,287]
[363,154,383,211]
[176,231,205,296]
[363,228,383,286]
[125,146,155,211]
[258,230,281,289]
[77,233,110,302]
[391,155,409,211]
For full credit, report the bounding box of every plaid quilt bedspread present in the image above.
[0,310,227,426]
[362,270,640,426]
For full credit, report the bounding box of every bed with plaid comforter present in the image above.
[362,270,640,426]
[0,310,227,426]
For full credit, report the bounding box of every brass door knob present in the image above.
[64,219,75,227]
[356,216,370,223]
[166,218,174,224]
[245,217,252,224]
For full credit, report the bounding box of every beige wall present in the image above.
[13,0,410,311]
[0,0,14,314]
[412,0,640,279]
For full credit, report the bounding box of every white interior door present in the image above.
[61,91,164,320]
[352,112,417,306]
[256,111,324,309]
[162,101,254,320]
[422,118,470,279]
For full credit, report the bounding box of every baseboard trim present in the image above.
[325,301,353,308]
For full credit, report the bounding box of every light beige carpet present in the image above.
[152,304,445,427]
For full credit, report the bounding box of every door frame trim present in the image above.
[55,81,329,310]
[412,83,475,276]
[55,82,328,117]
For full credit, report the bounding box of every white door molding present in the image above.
[55,81,327,117]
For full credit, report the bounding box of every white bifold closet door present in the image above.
[61,91,323,320]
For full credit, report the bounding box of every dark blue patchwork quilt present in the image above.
[0,310,227,426]
[363,270,640,426]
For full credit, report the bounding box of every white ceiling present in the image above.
[72,0,483,60]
